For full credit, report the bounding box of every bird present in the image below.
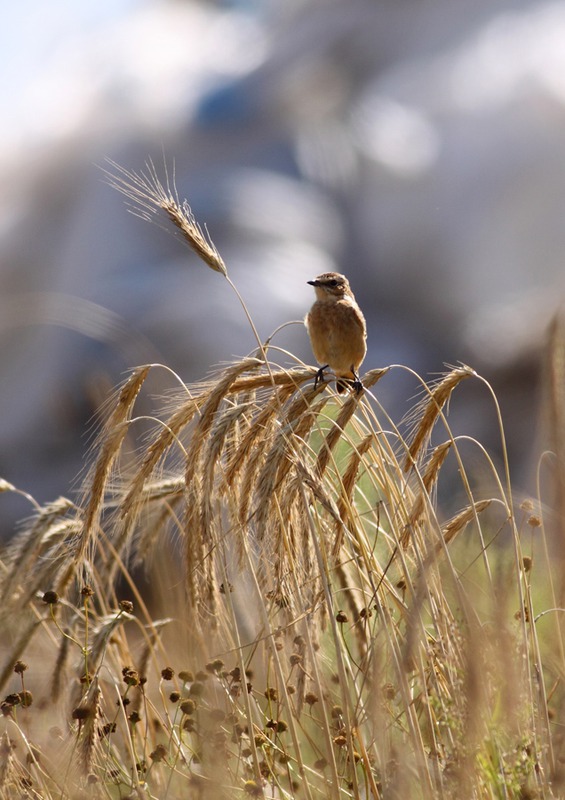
[305,272,367,393]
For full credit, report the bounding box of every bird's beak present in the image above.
[307,280,318,286]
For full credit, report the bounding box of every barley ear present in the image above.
[103,158,227,276]
[404,365,474,470]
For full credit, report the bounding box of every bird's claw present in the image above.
[314,365,329,389]
[350,369,364,395]
[313,367,363,394]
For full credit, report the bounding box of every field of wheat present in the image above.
[0,161,563,800]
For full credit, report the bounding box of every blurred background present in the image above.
[2,0,565,536]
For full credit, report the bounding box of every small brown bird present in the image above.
[305,272,367,393]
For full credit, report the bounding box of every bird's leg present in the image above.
[350,366,364,394]
[314,364,329,389]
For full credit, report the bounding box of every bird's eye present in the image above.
[329,280,339,287]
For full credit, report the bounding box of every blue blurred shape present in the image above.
[196,79,257,127]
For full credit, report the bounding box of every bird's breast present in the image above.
[306,299,367,374]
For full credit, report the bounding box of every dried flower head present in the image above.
[180,699,196,716]
[122,667,140,687]
[150,744,168,762]
[243,780,262,797]
[205,659,224,673]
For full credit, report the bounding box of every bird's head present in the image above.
[307,272,351,300]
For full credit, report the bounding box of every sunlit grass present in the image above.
[0,159,562,799]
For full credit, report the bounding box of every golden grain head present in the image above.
[103,158,227,276]
[404,364,475,470]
